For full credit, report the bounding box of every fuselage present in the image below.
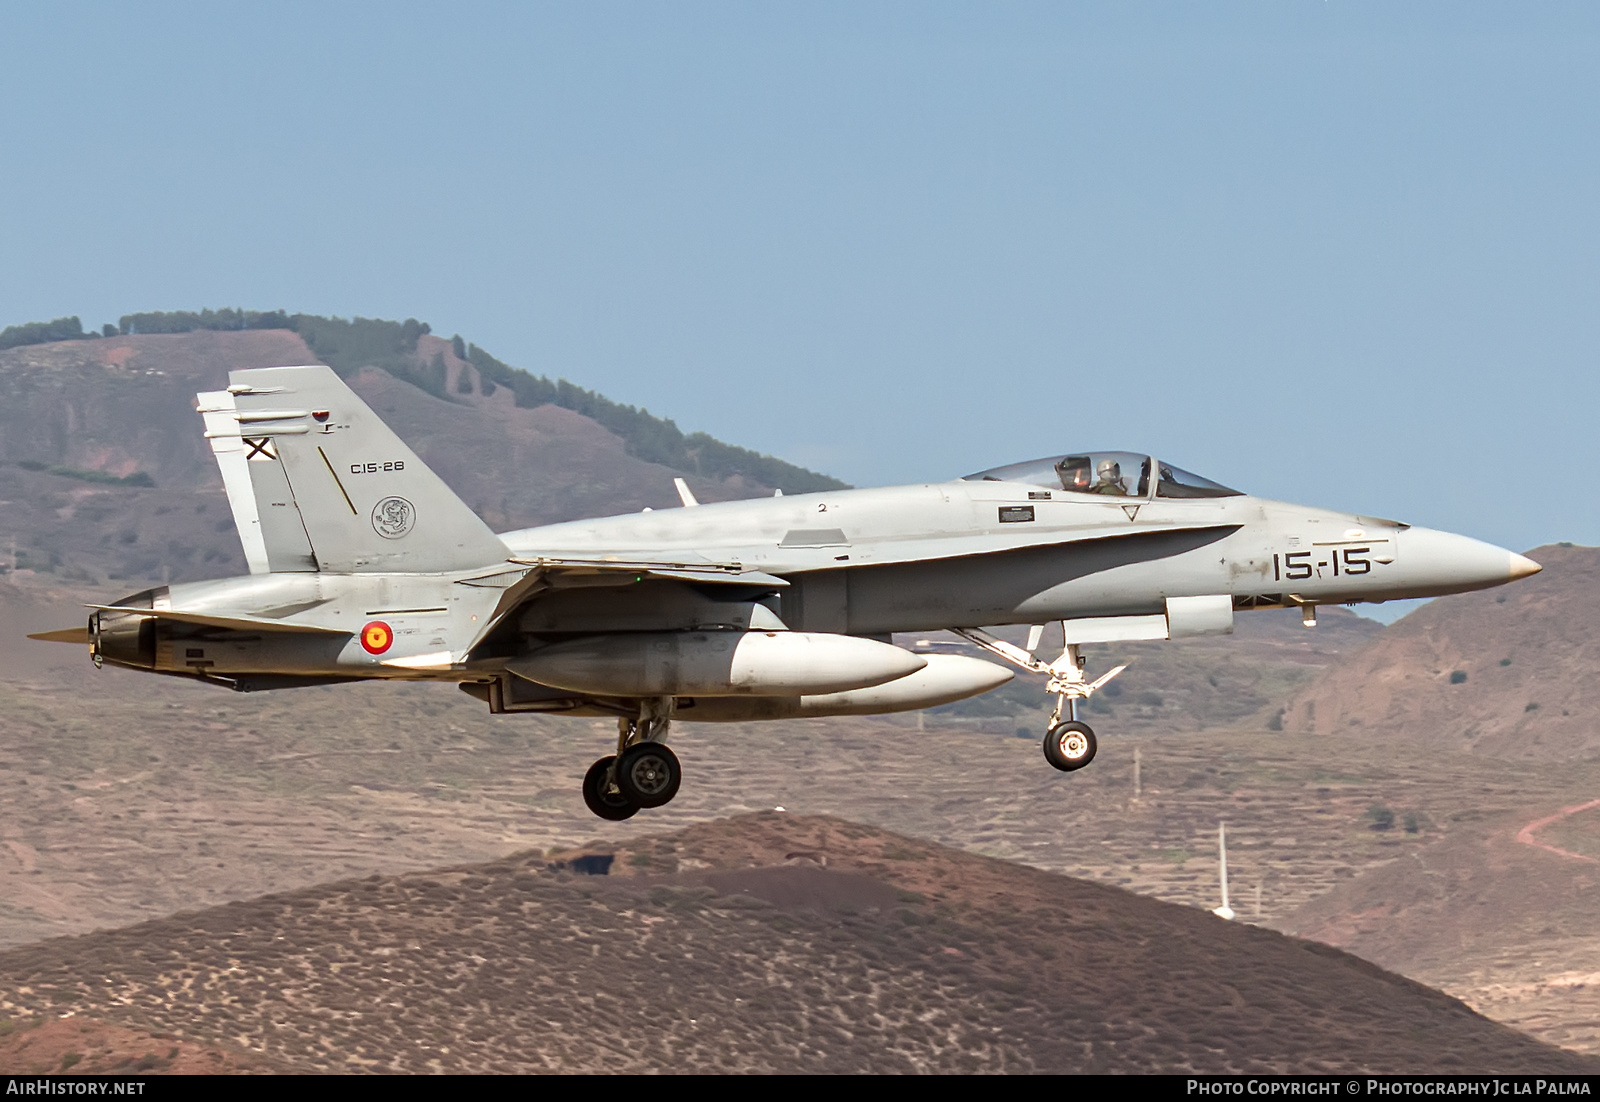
[54,363,1545,817]
[58,362,1544,819]
[497,478,1533,633]
[92,472,1537,686]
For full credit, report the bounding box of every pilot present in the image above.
[1090,458,1128,496]
[1057,458,1093,492]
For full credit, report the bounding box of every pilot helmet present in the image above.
[1057,457,1092,489]
[1096,458,1121,481]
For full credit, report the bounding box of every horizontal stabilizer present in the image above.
[86,606,353,635]
[28,626,90,645]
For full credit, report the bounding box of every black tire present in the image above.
[1043,720,1097,772]
[616,742,682,809]
[582,756,639,821]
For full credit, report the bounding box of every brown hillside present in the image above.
[0,814,1591,1074]
[9,571,1600,1051]
[1280,801,1600,1055]
[0,580,1430,958]
[1282,543,1597,759]
[0,1015,284,1074]
[0,331,789,588]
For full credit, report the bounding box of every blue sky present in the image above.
[3,2,1597,563]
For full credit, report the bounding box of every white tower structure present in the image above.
[1212,821,1235,921]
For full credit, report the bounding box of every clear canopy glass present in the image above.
[962,453,1240,499]
[1155,460,1241,499]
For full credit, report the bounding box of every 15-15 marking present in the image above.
[1274,547,1370,581]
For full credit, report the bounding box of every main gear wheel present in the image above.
[615,741,682,809]
[582,755,639,821]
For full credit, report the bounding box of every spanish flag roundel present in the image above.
[360,620,394,655]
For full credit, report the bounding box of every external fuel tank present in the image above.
[511,630,927,697]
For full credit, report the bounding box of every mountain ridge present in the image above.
[0,326,830,587]
[0,309,846,494]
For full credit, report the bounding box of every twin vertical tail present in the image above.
[198,365,510,574]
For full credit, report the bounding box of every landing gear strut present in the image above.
[951,628,1125,774]
[581,697,683,820]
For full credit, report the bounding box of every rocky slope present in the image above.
[1279,799,1600,1055]
[1,814,1591,1074]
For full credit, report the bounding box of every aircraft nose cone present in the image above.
[1398,527,1541,596]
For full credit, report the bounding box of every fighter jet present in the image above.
[30,365,1541,819]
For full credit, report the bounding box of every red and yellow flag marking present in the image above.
[360,620,394,655]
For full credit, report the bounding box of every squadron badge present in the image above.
[371,496,416,539]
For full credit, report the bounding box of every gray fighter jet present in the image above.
[31,365,1541,819]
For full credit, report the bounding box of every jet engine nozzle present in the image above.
[512,631,927,697]
[91,609,156,670]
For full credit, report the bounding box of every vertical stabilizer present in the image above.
[198,387,317,573]
[200,365,510,573]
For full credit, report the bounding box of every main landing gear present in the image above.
[952,628,1126,774]
[581,697,683,821]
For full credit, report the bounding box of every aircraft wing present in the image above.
[84,606,354,635]
[507,557,788,588]
[458,557,788,654]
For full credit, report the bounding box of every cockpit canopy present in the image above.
[961,452,1242,499]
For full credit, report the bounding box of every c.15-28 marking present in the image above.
[350,460,405,475]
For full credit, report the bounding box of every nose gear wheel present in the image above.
[1043,720,1097,772]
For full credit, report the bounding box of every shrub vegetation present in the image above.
[0,316,86,350]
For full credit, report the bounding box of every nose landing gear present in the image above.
[951,628,1126,774]
[1043,720,1097,771]
[581,697,683,820]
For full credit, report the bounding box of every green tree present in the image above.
[0,316,85,350]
